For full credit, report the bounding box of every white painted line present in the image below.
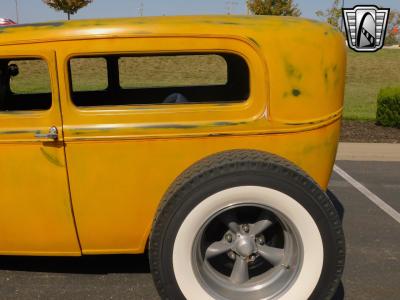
[334,164,400,224]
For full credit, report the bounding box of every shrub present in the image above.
[384,33,398,46]
[376,87,400,128]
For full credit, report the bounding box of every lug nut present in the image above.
[256,235,265,245]
[225,233,233,243]
[227,251,236,260]
[242,224,250,233]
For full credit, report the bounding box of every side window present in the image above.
[0,58,52,111]
[68,53,249,107]
[118,55,228,89]
[70,57,108,92]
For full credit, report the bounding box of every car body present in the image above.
[0,16,346,299]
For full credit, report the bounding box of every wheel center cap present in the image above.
[235,235,256,257]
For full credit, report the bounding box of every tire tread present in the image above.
[149,150,345,300]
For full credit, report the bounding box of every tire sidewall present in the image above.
[152,169,341,300]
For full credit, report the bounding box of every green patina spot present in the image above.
[140,124,199,129]
[213,121,246,126]
[284,61,302,81]
[292,89,301,97]
[215,102,232,106]
[202,20,242,26]
[0,130,36,135]
[0,110,33,115]
[324,65,340,88]
[11,21,64,29]
[248,37,260,47]
[0,21,65,33]
[70,121,247,134]
[40,148,64,167]
[219,21,240,25]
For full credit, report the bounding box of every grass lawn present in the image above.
[4,49,400,121]
[344,49,400,120]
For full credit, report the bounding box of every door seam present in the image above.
[54,50,83,254]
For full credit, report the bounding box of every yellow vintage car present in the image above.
[0,15,346,300]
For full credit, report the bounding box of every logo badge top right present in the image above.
[343,5,390,52]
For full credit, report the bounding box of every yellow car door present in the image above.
[0,49,81,255]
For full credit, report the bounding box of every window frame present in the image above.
[66,51,250,109]
[0,55,53,112]
[58,36,268,137]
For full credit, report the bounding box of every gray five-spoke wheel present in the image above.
[192,205,302,299]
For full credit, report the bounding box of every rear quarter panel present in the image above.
[258,18,347,123]
[65,120,340,254]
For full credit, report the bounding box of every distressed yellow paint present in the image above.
[0,51,80,255]
[66,120,340,254]
[0,16,345,255]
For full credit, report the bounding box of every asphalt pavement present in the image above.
[0,160,399,300]
[332,161,400,300]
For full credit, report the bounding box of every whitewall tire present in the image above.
[150,150,345,300]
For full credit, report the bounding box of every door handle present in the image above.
[35,126,59,140]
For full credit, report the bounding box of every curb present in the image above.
[336,143,400,161]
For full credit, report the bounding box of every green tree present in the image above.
[42,0,93,20]
[247,0,301,16]
[315,0,342,31]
